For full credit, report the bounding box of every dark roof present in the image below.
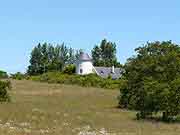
[79,52,92,61]
[94,67,122,79]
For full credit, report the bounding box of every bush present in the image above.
[11,72,27,80]
[29,72,122,89]
[63,64,76,74]
[0,80,11,102]
[0,70,8,79]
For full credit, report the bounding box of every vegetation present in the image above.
[62,64,76,74]
[0,80,11,102]
[119,41,180,121]
[1,80,180,135]
[91,39,121,67]
[24,39,123,89]
[27,39,122,76]
[29,72,122,89]
[9,39,180,124]
[10,72,27,80]
[27,43,81,75]
[0,70,8,79]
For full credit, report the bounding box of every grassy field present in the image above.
[0,80,179,135]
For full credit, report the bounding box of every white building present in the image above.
[76,52,95,75]
[76,52,122,79]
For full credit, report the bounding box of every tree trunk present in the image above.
[162,112,169,121]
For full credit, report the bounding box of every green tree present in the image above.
[28,43,43,75]
[119,41,180,121]
[91,39,120,67]
[28,43,80,75]
[41,43,49,72]
[91,45,102,66]
[68,48,76,64]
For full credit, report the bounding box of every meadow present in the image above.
[0,80,179,135]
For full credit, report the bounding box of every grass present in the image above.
[0,80,179,134]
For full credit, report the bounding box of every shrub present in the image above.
[29,72,122,89]
[0,80,11,102]
[11,72,27,80]
[0,70,8,79]
[63,64,76,74]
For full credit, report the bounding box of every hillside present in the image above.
[0,80,179,135]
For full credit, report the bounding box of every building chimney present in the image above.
[111,66,115,74]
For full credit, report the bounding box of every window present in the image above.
[80,69,83,74]
[100,70,104,74]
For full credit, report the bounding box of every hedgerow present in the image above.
[30,72,122,89]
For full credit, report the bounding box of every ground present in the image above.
[0,80,180,135]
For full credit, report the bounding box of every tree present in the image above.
[28,44,43,75]
[68,48,76,64]
[91,39,120,67]
[119,41,180,121]
[28,43,80,75]
[91,45,102,66]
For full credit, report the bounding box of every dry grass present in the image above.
[0,80,179,135]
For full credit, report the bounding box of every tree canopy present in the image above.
[119,41,180,121]
[91,39,121,67]
[27,43,80,75]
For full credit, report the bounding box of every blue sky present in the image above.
[0,0,180,73]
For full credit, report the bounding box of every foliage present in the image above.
[63,64,76,74]
[0,70,8,79]
[119,41,180,121]
[27,43,80,75]
[91,39,121,67]
[10,72,27,80]
[0,80,11,102]
[30,72,122,89]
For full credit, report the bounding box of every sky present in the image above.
[0,0,180,73]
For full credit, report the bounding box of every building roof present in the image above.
[94,66,122,79]
[79,52,92,61]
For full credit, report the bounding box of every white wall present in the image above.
[76,61,94,75]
